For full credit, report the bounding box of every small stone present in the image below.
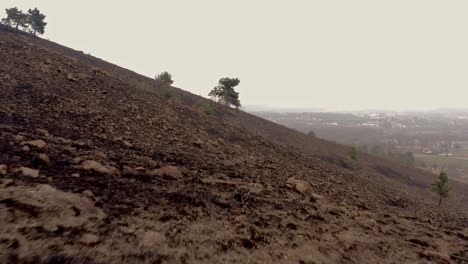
[420,250,450,263]
[83,190,97,201]
[79,233,100,245]
[43,223,59,232]
[72,157,83,164]
[460,228,468,238]
[151,165,183,180]
[38,153,50,164]
[286,177,312,194]
[21,145,30,152]
[81,160,116,175]
[193,139,203,148]
[35,128,49,137]
[22,139,47,149]
[141,231,166,247]
[0,164,8,175]
[2,178,14,186]
[66,73,78,82]
[234,215,248,223]
[311,193,325,201]
[14,134,24,141]
[122,140,133,147]
[20,167,40,177]
[71,173,80,178]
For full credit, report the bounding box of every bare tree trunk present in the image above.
[438,195,442,206]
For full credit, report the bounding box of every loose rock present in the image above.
[286,177,312,194]
[1,178,14,186]
[122,140,133,147]
[0,164,7,175]
[141,231,166,247]
[83,190,97,201]
[22,139,47,149]
[419,250,450,263]
[79,233,100,245]
[151,165,183,180]
[460,228,468,239]
[193,139,203,148]
[38,153,50,164]
[66,73,78,82]
[81,160,116,175]
[20,167,40,178]
[35,128,49,137]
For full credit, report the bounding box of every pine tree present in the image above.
[27,8,47,35]
[2,7,27,31]
[431,171,450,206]
[208,78,241,108]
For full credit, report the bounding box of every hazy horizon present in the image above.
[244,104,468,113]
[2,0,468,110]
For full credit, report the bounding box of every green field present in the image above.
[415,153,468,170]
[415,153,468,183]
[454,141,468,154]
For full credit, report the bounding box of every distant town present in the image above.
[252,109,468,183]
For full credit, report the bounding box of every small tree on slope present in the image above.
[155,72,174,86]
[208,77,241,109]
[431,171,450,206]
[2,7,27,30]
[27,8,47,35]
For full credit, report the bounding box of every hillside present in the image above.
[1,25,468,263]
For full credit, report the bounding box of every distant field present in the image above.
[415,153,468,183]
[415,153,468,169]
[454,141,468,154]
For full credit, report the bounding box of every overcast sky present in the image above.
[2,1,468,110]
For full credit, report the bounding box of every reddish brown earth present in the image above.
[1,25,468,263]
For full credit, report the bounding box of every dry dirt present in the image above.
[0,25,468,263]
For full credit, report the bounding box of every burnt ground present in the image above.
[0,26,468,263]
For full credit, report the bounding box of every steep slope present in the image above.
[10,25,463,195]
[0,27,467,263]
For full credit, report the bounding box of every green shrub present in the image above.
[348,146,358,162]
[197,101,215,115]
[162,88,177,100]
[155,71,174,86]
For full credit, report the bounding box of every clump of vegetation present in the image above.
[209,77,241,109]
[307,130,316,137]
[360,144,416,167]
[1,7,47,35]
[155,71,174,86]
[348,146,358,162]
[431,171,450,206]
[162,88,178,101]
[197,101,215,115]
[398,151,416,167]
[155,72,178,101]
